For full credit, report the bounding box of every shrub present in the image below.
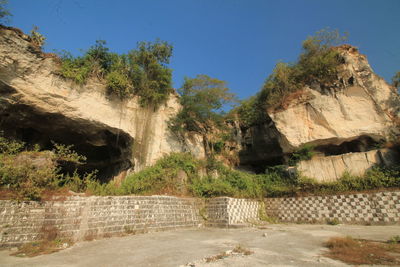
[119,153,199,195]
[58,40,174,108]
[0,136,98,200]
[0,151,59,200]
[30,26,46,48]
[59,52,93,84]
[190,159,262,198]
[105,70,132,99]
[0,135,24,154]
[234,29,348,127]
[288,144,315,166]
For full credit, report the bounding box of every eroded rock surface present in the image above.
[0,26,205,180]
[239,46,399,171]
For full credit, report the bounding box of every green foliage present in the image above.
[288,144,315,166]
[234,29,348,127]
[119,153,198,195]
[190,158,262,198]
[392,71,400,90]
[326,218,340,225]
[0,151,60,200]
[0,135,24,154]
[170,74,237,134]
[105,70,132,99]
[0,0,12,24]
[30,26,46,48]
[233,96,266,128]
[61,170,98,193]
[296,166,400,195]
[0,136,97,200]
[51,141,86,164]
[389,235,400,244]
[58,39,173,107]
[59,51,93,84]
[129,40,174,107]
[259,29,347,110]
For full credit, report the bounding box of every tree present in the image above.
[129,40,174,107]
[0,0,12,24]
[392,71,400,90]
[169,75,237,155]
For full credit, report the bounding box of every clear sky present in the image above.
[5,0,400,100]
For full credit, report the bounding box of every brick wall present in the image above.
[264,191,400,225]
[0,196,204,248]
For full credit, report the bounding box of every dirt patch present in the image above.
[11,226,73,257]
[324,236,400,265]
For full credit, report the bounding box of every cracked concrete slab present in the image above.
[0,224,399,267]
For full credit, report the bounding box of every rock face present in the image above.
[0,26,205,180]
[297,149,399,182]
[239,46,399,172]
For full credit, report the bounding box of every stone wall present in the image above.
[297,148,399,182]
[2,192,399,248]
[264,191,400,225]
[206,197,260,227]
[0,196,204,248]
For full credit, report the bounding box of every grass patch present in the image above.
[325,237,400,265]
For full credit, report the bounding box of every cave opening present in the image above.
[313,135,382,156]
[0,104,134,182]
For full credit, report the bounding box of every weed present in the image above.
[326,218,340,225]
[124,226,135,234]
[325,237,400,265]
[204,244,253,263]
[258,201,279,223]
[389,235,400,244]
[232,244,253,256]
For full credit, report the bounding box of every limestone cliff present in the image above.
[1,25,398,180]
[0,26,205,180]
[239,45,399,171]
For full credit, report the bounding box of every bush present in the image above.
[58,40,173,108]
[30,26,46,48]
[0,136,97,200]
[105,70,132,99]
[0,135,24,154]
[259,29,347,111]
[234,29,348,127]
[0,151,59,200]
[119,153,199,195]
[190,159,262,198]
[288,144,315,166]
[59,52,93,84]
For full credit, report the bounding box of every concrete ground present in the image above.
[1,224,399,267]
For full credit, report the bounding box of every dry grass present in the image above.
[325,237,400,265]
[205,245,253,263]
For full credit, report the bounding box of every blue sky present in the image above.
[5,0,400,100]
